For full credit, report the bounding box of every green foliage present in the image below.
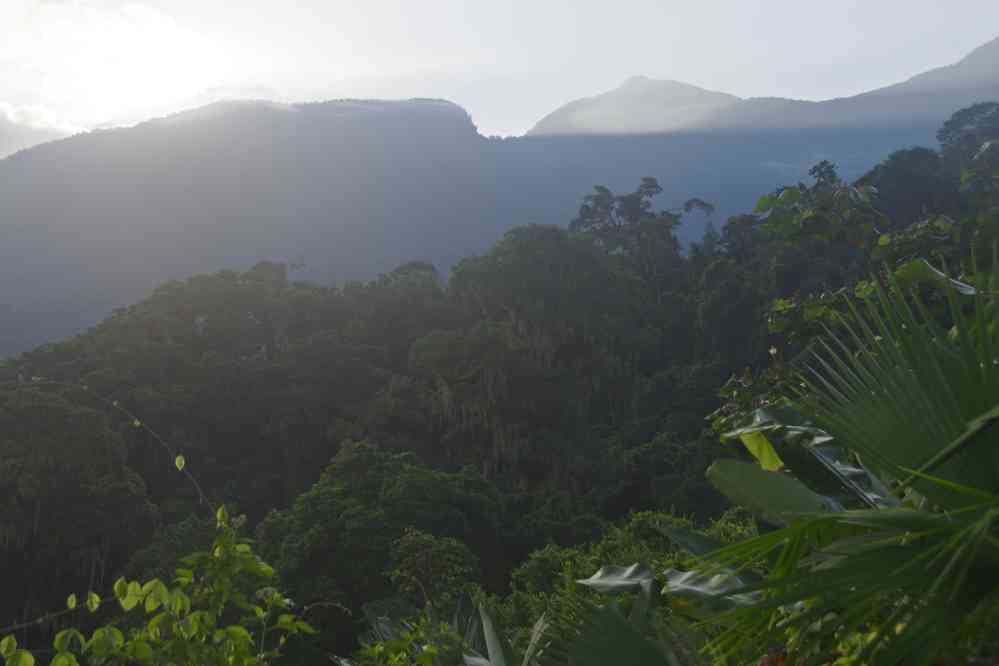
[257,441,504,656]
[387,529,480,616]
[798,278,999,507]
[938,102,999,169]
[0,514,313,666]
[857,147,958,226]
[9,99,999,666]
[705,459,838,527]
[680,280,999,664]
[0,388,157,631]
[346,616,466,666]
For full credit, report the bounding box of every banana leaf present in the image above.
[706,459,841,527]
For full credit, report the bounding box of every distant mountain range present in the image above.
[531,35,999,135]
[1,35,998,356]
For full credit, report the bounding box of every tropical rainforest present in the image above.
[3,34,999,359]
[2,100,999,665]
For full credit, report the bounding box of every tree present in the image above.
[856,147,959,225]
[256,441,504,657]
[0,389,156,633]
[937,101,999,169]
[570,178,693,306]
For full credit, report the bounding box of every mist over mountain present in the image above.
[1,35,998,357]
[0,112,69,158]
[530,35,999,135]
[530,77,741,136]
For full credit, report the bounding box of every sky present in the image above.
[2,0,999,137]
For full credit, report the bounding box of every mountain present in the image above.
[529,35,999,135]
[2,36,998,357]
[0,111,68,158]
[0,99,498,355]
[530,77,740,135]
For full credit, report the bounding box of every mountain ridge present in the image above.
[0,112,69,158]
[2,36,998,356]
[528,33,999,135]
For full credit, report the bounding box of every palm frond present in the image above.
[797,275,999,508]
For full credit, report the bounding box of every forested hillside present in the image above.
[5,33,999,357]
[3,99,999,665]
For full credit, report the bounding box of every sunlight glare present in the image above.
[1,2,258,129]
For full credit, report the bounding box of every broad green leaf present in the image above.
[721,409,785,470]
[113,578,127,601]
[738,431,783,471]
[145,591,162,613]
[6,650,34,666]
[558,604,667,666]
[148,612,171,634]
[294,620,318,635]
[174,454,186,472]
[170,589,191,615]
[0,636,17,658]
[224,625,252,645]
[49,653,79,666]
[53,629,85,654]
[65,594,77,610]
[706,459,839,526]
[130,641,153,661]
[878,233,891,246]
[86,591,100,613]
[90,627,124,652]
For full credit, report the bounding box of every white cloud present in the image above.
[0,101,81,134]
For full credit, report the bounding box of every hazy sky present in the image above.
[2,0,999,136]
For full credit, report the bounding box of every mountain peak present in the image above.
[530,33,999,136]
[528,77,739,135]
[614,76,716,94]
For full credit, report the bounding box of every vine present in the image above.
[0,380,315,665]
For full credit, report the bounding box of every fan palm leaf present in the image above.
[797,276,999,507]
[679,276,999,664]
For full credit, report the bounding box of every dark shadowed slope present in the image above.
[0,99,499,355]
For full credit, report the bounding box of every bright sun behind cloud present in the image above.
[0,1,264,131]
